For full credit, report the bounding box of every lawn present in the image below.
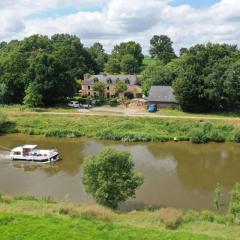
[0,196,238,240]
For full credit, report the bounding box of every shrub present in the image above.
[42,196,55,204]
[229,183,240,217]
[182,210,201,223]
[14,195,38,201]
[157,208,182,229]
[234,130,240,143]
[83,148,144,209]
[201,210,215,222]
[79,205,114,221]
[109,98,118,107]
[189,128,208,144]
[210,131,225,143]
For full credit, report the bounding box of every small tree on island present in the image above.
[83,148,144,209]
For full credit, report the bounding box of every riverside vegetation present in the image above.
[1,110,240,144]
[0,185,240,240]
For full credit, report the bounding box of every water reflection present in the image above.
[0,134,240,210]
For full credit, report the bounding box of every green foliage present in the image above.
[109,98,118,106]
[149,35,176,64]
[229,182,240,217]
[234,129,240,143]
[115,80,127,96]
[23,83,43,107]
[83,148,144,209]
[174,43,240,112]
[93,82,106,97]
[106,41,144,74]
[210,131,225,143]
[121,54,139,73]
[0,34,99,106]
[189,128,208,144]
[141,59,180,95]
[87,42,108,73]
[213,183,223,211]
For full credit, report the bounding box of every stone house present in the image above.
[80,74,142,99]
[148,86,177,108]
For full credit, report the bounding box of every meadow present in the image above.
[0,194,239,240]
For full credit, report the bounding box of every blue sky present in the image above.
[25,0,221,21]
[171,0,220,8]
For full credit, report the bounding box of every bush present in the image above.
[229,183,240,217]
[234,130,240,143]
[109,98,118,107]
[0,112,7,132]
[210,131,225,143]
[83,148,144,209]
[79,205,114,222]
[157,208,182,230]
[201,210,215,222]
[189,128,208,144]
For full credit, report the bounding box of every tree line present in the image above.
[1,33,240,112]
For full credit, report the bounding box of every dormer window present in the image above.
[94,78,99,83]
[107,78,112,84]
[125,78,130,84]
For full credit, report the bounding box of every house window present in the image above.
[88,86,91,90]
[88,92,91,96]
[107,86,110,90]
[125,78,130,84]
[107,79,112,84]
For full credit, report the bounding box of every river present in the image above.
[0,134,240,211]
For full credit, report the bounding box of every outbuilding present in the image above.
[148,86,177,108]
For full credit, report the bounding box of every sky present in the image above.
[0,0,239,54]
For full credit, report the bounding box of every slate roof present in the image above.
[83,75,139,85]
[149,86,176,103]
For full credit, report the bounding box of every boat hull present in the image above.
[11,154,60,163]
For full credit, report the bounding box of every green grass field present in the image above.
[0,195,239,240]
[1,113,239,143]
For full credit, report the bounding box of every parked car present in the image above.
[68,101,80,108]
[148,104,157,113]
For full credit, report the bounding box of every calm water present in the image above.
[0,134,240,211]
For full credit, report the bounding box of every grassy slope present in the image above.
[2,113,238,142]
[0,196,238,240]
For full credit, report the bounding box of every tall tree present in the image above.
[174,43,239,112]
[26,53,74,106]
[106,41,144,74]
[88,42,108,73]
[149,35,176,64]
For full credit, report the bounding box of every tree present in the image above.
[106,41,144,73]
[229,182,240,217]
[174,43,239,112]
[150,35,176,64]
[179,48,188,56]
[88,43,108,73]
[121,54,139,73]
[93,81,106,98]
[26,53,74,106]
[23,83,43,107]
[116,80,127,96]
[141,59,180,95]
[105,57,121,73]
[83,148,144,209]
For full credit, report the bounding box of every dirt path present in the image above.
[9,107,240,122]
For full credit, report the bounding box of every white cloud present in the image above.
[0,0,240,54]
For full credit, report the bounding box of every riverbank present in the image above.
[1,111,240,143]
[0,194,239,240]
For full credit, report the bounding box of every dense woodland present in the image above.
[0,33,240,112]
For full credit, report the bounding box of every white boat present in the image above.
[10,145,60,163]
